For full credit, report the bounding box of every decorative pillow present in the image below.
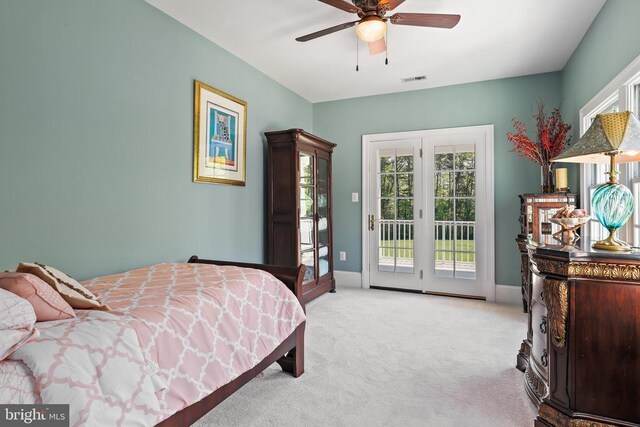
[16,263,110,311]
[0,272,76,321]
[0,288,37,360]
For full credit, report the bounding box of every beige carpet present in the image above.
[194,287,537,427]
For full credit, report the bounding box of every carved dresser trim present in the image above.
[525,367,548,400]
[538,404,615,427]
[542,279,569,348]
[534,257,569,276]
[568,261,640,281]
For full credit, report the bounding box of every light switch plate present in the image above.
[351,192,359,202]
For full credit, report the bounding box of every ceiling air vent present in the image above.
[401,75,427,83]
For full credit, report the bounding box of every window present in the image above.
[580,54,640,245]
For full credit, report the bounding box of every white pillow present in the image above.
[0,288,37,360]
[16,263,109,310]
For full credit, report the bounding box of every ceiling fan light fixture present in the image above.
[355,16,387,42]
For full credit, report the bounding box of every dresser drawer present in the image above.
[531,271,546,307]
[531,298,549,376]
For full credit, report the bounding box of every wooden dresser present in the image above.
[265,129,336,304]
[519,240,640,426]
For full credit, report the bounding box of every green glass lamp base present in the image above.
[592,230,631,251]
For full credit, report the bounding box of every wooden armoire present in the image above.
[265,129,336,303]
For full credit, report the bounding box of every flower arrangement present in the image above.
[507,102,572,165]
[507,102,572,192]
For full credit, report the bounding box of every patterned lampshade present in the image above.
[552,111,640,251]
[552,111,640,164]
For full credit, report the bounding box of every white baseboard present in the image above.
[334,270,362,288]
[335,272,521,305]
[495,284,522,306]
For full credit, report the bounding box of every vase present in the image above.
[541,162,554,193]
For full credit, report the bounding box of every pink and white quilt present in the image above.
[2,263,306,426]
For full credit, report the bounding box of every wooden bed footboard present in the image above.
[155,256,306,427]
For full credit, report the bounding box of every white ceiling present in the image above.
[146,0,606,103]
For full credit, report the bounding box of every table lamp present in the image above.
[552,111,640,251]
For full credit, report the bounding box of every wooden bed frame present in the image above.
[156,256,306,427]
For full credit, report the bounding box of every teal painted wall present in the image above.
[0,0,312,279]
[314,73,563,286]
[562,0,640,139]
[560,0,640,193]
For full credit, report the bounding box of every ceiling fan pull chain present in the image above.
[356,33,360,71]
[385,31,389,65]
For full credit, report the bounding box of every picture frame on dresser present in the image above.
[193,80,247,186]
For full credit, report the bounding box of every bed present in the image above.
[1,256,306,427]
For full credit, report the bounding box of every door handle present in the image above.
[540,316,548,335]
[541,349,548,368]
[369,214,375,231]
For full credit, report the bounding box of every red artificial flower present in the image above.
[507,102,572,166]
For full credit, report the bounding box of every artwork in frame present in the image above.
[193,80,247,185]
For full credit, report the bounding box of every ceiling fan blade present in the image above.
[390,13,461,29]
[378,0,406,12]
[296,21,359,42]
[318,0,362,14]
[368,38,386,55]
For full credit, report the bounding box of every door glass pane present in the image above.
[455,145,475,169]
[433,144,476,280]
[300,186,314,217]
[455,172,475,197]
[455,199,475,222]
[378,247,395,272]
[455,223,476,280]
[397,199,413,220]
[318,203,329,246]
[396,155,413,172]
[319,171,329,246]
[381,199,395,219]
[377,147,415,273]
[380,175,395,197]
[318,226,329,246]
[435,147,454,170]
[301,251,315,283]
[300,153,314,185]
[300,218,314,251]
[379,150,395,173]
[435,199,453,221]
[396,223,414,274]
[396,174,413,197]
[435,251,454,278]
[319,246,329,277]
[435,172,454,197]
[318,157,328,186]
[318,190,328,218]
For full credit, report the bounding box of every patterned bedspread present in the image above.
[3,263,306,426]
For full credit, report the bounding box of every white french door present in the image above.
[363,126,494,300]
[423,130,489,297]
[368,138,423,290]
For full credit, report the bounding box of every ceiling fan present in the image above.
[296,0,461,55]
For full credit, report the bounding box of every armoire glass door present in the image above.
[299,152,316,283]
[317,156,330,278]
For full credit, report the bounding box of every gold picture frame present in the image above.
[193,80,247,185]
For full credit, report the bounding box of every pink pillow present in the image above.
[0,273,76,321]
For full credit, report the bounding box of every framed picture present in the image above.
[193,80,247,185]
